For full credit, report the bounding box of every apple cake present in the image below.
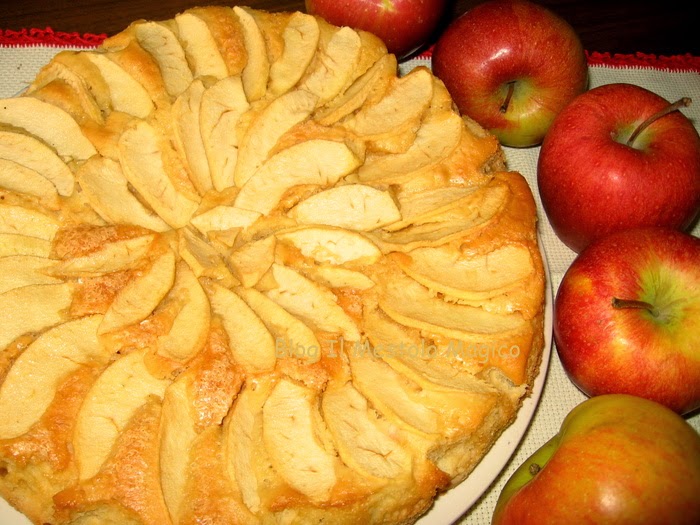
[0,6,545,525]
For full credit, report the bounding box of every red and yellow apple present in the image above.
[538,82,700,253]
[304,0,447,59]
[431,0,587,147]
[553,227,700,415]
[492,394,700,525]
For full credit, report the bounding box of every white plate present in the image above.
[1,248,553,525]
[0,495,25,524]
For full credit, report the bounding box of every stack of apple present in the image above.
[306,0,700,522]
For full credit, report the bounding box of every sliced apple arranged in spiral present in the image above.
[0,5,545,525]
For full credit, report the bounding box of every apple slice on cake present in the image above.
[268,12,320,96]
[0,282,73,352]
[262,379,338,503]
[358,110,463,183]
[0,233,52,257]
[156,261,211,362]
[28,50,111,120]
[265,263,361,341]
[171,79,213,195]
[178,227,238,286]
[0,315,108,440]
[223,377,276,514]
[395,243,539,312]
[0,159,59,207]
[49,234,155,277]
[276,226,381,265]
[76,156,170,232]
[236,286,321,364]
[0,204,59,241]
[0,129,75,196]
[288,184,401,231]
[175,12,229,80]
[227,235,276,288]
[234,139,361,215]
[159,325,244,522]
[322,381,412,479]
[383,186,479,232]
[378,272,527,343]
[199,75,250,192]
[303,265,376,291]
[83,52,154,118]
[118,120,200,228]
[314,53,397,126]
[73,348,171,480]
[206,282,277,373]
[348,352,499,441]
[299,24,362,106]
[184,6,249,78]
[370,180,509,252]
[158,378,198,524]
[233,89,318,188]
[341,66,434,151]
[133,21,193,98]
[233,6,270,102]
[98,248,177,334]
[0,97,96,161]
[0,255,62,294]
[190,205,261,235]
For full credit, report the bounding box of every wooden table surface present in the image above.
[2,0,698,57]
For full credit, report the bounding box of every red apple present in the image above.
[431,0,587,147]
[553,227,700,415]
[304,0,447,59]
[538,82,700,253]
[492,394,700,525]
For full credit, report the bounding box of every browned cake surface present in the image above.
[0,6,544,524]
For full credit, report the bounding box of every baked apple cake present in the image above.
[0,6,545,524]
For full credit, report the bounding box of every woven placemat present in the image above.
[1,34,699,525]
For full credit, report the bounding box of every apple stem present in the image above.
[626,97,692,147]
[612,297,659,318]
[529,463,541,476]
[500,81,516,114]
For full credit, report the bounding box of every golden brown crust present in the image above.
[53,397,172,525]
[0,366,98,524]
[0,5,545,524]
[188,6,249,77]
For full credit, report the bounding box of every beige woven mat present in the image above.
[1,44,699,524]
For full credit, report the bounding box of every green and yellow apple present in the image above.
[554,227,700,414]
[431,0,588,147]
[492,394,700,525]
[538,83,700,253]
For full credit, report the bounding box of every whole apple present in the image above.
[538,82,700,253]
[304,0,447,59]
[431,0,587,147]
[492,394,700,525]
[553,227,700,414]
